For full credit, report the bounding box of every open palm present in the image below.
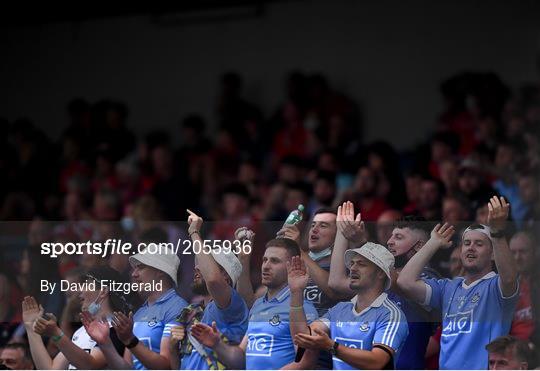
[81,311,110,345]
[287,256,309,292]
[22,296,43,327]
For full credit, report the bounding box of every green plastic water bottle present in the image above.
[283,204,305,227]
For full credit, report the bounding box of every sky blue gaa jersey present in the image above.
[423,271,519,370]
[132,289,188,370]
[245,286,318,370]
[175,288,249,370]
[319,293,409,370]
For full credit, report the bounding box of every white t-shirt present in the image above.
[68,326,97,370]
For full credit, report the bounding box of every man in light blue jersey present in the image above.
[165,210,249,370]
[289,241,409,370]
[85,243,189,370]
[187,238,319,370]
[398,196,519,369]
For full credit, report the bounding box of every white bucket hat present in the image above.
[211,249,242,287]
[129,247,180,286]
[344,242,395,290]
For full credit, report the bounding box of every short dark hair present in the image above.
[486,335,531,365]
[3,342,32,362]
[313,207,337,216]
[394,215,432,237]
[265,238,301,258]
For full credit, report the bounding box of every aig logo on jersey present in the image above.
[304,285,322,304]
[246,333,274,357]
[332,337,363,362]
[442,310,473,337]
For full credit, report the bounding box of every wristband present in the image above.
[189,230,200,238]
[52,331,64,343]
[290,305,304,311]
[126,337,140,349]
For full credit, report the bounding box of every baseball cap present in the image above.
[462,223,493,244]
[129,247,180,286]
[211,249,242,287]
[344,242,395,290]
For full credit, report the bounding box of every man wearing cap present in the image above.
[187,238,319,370]
[168,210,249,370]
[397,196,519,369]
[92,245,188,370]
[288,241,409,369]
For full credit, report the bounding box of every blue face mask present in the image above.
[308,246,333,262]
[88,294,105,316]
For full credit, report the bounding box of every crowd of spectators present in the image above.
[0,70,539,369]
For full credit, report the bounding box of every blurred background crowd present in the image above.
[1,69,540,351]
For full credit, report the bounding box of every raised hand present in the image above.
[294,328,333,350]
[287,255,309,293]
[112,311,134,344]
[276,224,301,245]
[22,296,44,329]
[429,223,455,249]
[187,209,204,236]
[33,313,61,337]
[337,201,366,244]
[81,311,111,345]
[487,196,510,233]
[236,227,255,264]
[191,321,220,348]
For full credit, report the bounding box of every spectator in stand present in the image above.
[272,102,311,162]
[428,132,460,180]
[458,158,497,210]
[344,166,389,221]
[404,172,424,214]
[442,195,471,224]
[0,257,23,347]
[398,196,519,369]
[375,209,402,245]
[415,177,444,221]
[509,231,539,346]
[439,158,460,196]
[486,335,532,370]
[308,171,337,218]
[216,72,262,143]
[211,183,255,241]
[518,172,540,229]
[367,141,407,209]
[492,141,526,221]
[150,142,196,219]
[0,343,34,370]
[93,100,136,162]
[91,144,119,193]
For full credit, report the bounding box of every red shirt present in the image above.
[510,276,535,341]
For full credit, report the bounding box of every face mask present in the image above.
[394,240,420,269]
[309,247,333,262]
[87,293,105,316]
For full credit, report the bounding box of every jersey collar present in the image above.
[350,292,388,316]
[461,271,496,289]
[144,288,176,307]
[264,285,290,303]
